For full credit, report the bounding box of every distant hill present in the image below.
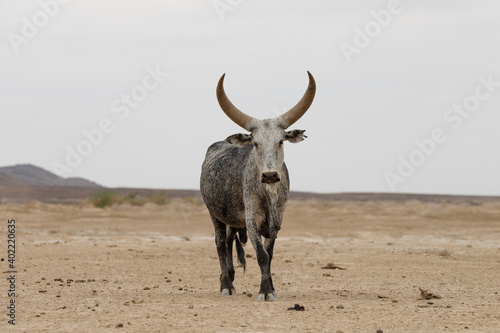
[0,164,202,204]
[0,173,28,188]
[0,164,102,188]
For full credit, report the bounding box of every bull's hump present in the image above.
[206,140,252,158]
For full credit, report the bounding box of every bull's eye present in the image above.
[254,142,258,148]
[279,140,283,145]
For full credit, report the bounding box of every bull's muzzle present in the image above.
[261,171,280,184]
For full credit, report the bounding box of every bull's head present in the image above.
[217,72,316,184]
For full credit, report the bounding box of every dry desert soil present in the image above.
[1,198,500,332]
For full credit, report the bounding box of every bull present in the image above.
[200,72,316,301]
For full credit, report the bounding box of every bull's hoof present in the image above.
[221,288,236,296]
[257,292,277,301]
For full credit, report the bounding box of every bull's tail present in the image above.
[234,228,247,272]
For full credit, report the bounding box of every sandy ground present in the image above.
[1,198,500,332]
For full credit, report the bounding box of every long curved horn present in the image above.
[216,73,254,131]
[280,71,316,128]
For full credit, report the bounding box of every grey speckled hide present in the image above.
[200,72,315,301]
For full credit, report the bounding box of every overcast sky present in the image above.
[1,0,499,195]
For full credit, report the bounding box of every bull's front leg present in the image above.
[263,237,276,297]
[247,216,276,301]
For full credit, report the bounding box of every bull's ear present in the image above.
[284,129,307,143]
[226,133,253,146]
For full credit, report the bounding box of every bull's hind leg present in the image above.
[226,226,237,282]
[211,215,236,295]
